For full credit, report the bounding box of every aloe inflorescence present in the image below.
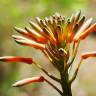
[0,11,96,96]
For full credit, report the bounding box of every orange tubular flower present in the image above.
[73,18,93,41]
[81,51,96,59]
[0,56,33,64]
[12,76,44,87]
[14,27,48,43]
[12,35,45,50]
[78,23,96,40]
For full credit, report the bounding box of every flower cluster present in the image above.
[0,11,96,96]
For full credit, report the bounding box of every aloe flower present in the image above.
[81,51,96,59]
[0,11,96,96]
[0,56,33,64]
[12,76,44,87]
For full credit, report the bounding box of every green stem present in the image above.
[60,70,72,96]
[59,59,72,96]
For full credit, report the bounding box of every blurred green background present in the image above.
[0,0,96,96]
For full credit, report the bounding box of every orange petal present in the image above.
[29,21,50,40]
[14,27,28,35]
[25,27,48,43]
[14,27,37,41]
[35,17,42,27]
[67,22,74,43]
[0,56,33,64]
[42,28,56,45]
[13,36,45,50]
[29,21,44,34]
[14,27,47,44]
[12,76,44,87]
[80,23,96,39]
[81,51,96,59]
[73,18,93,42]
[29,20,56,45]
[12,35,26,40]
[78,16,85,28]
